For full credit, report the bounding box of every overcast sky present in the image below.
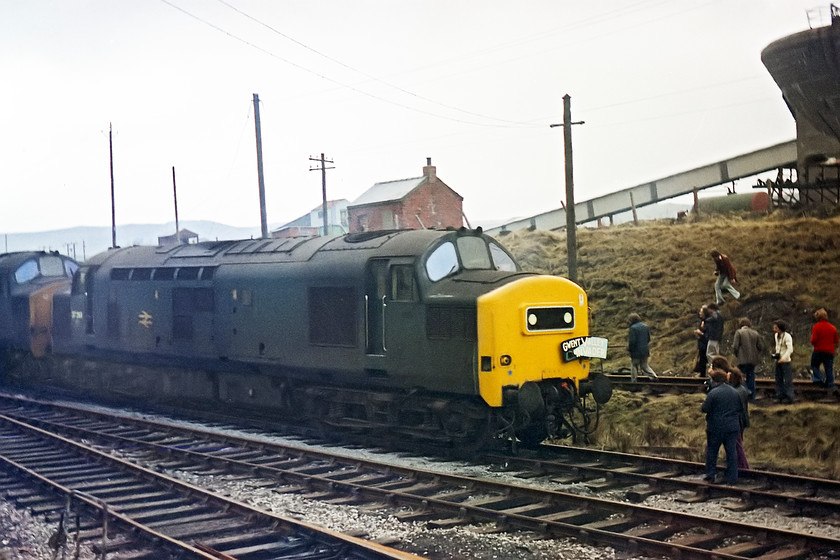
[0,0,829,235]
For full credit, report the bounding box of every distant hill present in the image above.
[1,221,266,261]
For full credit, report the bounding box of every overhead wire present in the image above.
[160,0,532,128]
[215,0,535,127]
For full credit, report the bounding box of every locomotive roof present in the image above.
[84,229,465,269]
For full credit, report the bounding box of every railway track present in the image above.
[0,393,838,560]
[482,444,840,517]
[0,400,422,559]
[606,373,840,402]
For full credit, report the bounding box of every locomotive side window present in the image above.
[309,287,356,347]
[488,242,517,271]
[13,260,38,284]
[153,268,176,281]
[131,268,153,281]
[425,242,458,281]
[65,259,79,277]
[390,265,416,302]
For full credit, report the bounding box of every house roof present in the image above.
[274,199,349,231]
[350,177,426,207]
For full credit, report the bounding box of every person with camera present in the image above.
[772,319,795,404]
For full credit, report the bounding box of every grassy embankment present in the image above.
[502,211,840,478]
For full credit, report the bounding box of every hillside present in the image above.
[501,210,840,479]
[502,210,840,376]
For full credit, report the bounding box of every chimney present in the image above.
[423,157,436,183]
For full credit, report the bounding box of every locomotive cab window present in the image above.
[425,242,458,282]
[390,265,416,302]
[13,260,39,284]
[457,236,491,270]
[425,236,519,282]
[13,255,75,284]
[488,241,517,271]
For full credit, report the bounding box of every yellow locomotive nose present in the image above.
[476,275,594,407]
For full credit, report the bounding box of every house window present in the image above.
[381,210,394,229]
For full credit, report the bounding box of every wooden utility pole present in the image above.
[550,94,584,283]
[253,94,269,239]
[109,123,117,249]
[309,154,335,236]
[172,166,180,240]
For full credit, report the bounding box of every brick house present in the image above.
[348,159,464,232]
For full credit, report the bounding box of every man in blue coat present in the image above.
[701,368,744,484]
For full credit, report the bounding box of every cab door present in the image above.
[364,259,423,381]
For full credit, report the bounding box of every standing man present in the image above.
[702,368,743,484]
[710,250,740,305]
[732,317,765,401]
[627,313,658,382]
[705,303,724,364]
[773,320,795,404]
[810,308,839,389]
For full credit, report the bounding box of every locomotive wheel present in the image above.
[435,399,492,452]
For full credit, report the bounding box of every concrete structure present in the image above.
[762,7,840,205]
[486,141,797,236]
[157,229,199,246]
[348,159,463,232]
[272,200,349,238]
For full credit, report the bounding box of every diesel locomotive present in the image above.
[2,228,611,447]
[0,251,79,360]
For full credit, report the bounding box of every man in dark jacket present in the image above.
[627,313,657,382]
[701,369,744,484]
[705,303,724,364]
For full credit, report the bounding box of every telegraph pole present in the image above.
[109,123,117,249]
[550,94,584,283]
[172,166,180,239]
[309,153,334,236]
[253,93,269,239]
